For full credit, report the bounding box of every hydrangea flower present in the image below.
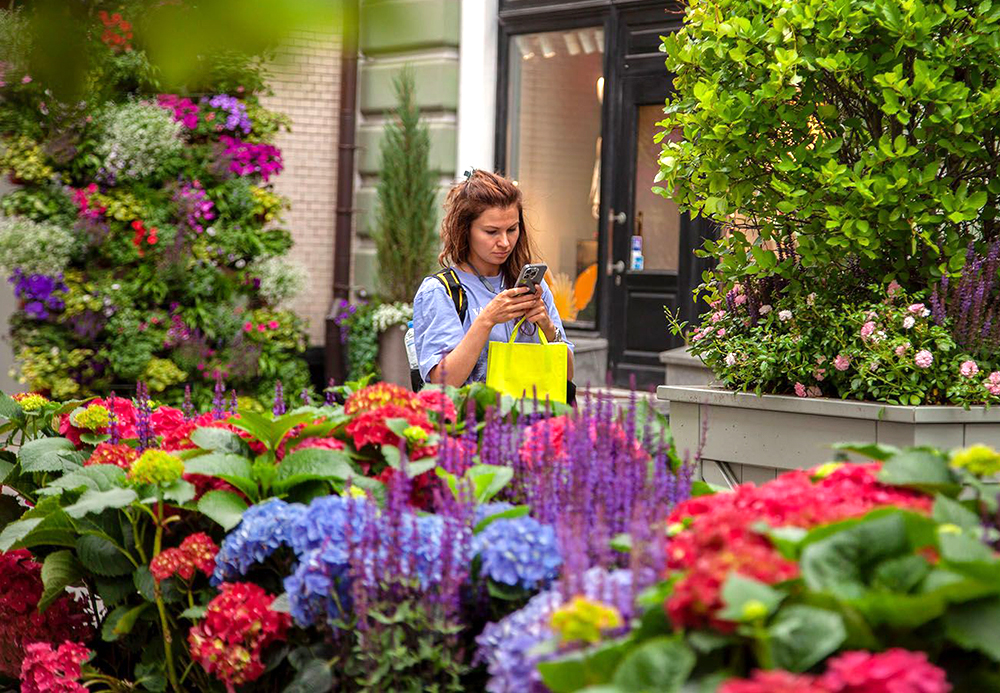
[213,499,306,583]
[476,568,635,693]
[914,349,934,368]
[819,648,950,693]
[474,515,561,590]
[12,392,48,411]
[960,360,979,378]
[950,444,1000,477]
[150,533,219,583]
[19,641,91,693]
[719,670,828,693]
[127,449,184,485]
[550,596,623,645]
[84,442,138,470]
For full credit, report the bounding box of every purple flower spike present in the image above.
[182,384,193,420]
[212,373,226,420]
[135,382,153,452]
[273,380,285,416]
[325,378,336,405]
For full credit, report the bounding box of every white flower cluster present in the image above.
[0,215,77,275]
[250,256,308,306]
[96,101,183,181]
[372,301,413,333]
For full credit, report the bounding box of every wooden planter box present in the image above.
[657,385,1000,489]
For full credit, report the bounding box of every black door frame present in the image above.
[494,0,710,378]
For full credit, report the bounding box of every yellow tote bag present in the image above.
[486,318,568,403]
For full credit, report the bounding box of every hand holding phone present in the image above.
[514,263,547,294]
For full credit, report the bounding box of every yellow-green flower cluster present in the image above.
[143,357,188,393]
[0,136,54,183]
[73,404,110,430]
[12,392,49,412]
[811,461,845,480]
[249,185,288,223]
[244,102,291,143]
[16,346,95,399]
[950,444,1000,477]
[550,596,623,645]
[128,450,185,486]
[403,425,429,445]
[91,189,149,223]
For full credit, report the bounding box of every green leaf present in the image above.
[384,417,411,438]
[831,441,901,460]
[474,505,530,534]
[38,550,84,612]
[0,392,24,421]
[104,602,152,640]
[933,494,980,529]
[610,533,633,554]
[945,598,1000,661]
[877,448,959,495]
[19,437,82,473]
[179,605,207,620]
[76,534,134,576]
[612,636,695,692]
[162,480,196,505]
[63,488,138,519]
[189,427,251,456]
[274,448,353,492]
[0,505,77,551]
[717,574,785,622]
[184,453,256,498]
[0,458,13,484]
[283,659,333,693]
[38,464,127,496]
[468,464,514,503]
[197,489,248,530]
[95,576,135,606]
[767,605,846,672]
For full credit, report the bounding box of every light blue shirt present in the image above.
[413,267,574,385]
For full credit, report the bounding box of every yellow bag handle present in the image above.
[509,317,549,345]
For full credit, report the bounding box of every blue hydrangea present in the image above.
[284,542,353,627]
[474,515,561,590]
[476,568,635,693]
[475,502,515,526]
[286,495,368,558]
[212,498,306,584]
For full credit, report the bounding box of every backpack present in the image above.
[409,268,576,404]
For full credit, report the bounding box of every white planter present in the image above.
[657,385,1000,488]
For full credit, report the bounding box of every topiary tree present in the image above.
[0,3,311,406]
[372,67,439,304]
[656,0,1000,292]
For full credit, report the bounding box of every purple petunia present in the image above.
[9,270,67,320]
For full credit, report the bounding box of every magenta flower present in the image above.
[960,360,979,378]
[834,355,851,371]
[820,648,951,693]
[268,320,280,330]
[914,350,933,368]
[243,321,253,332]
[716,328,726,337]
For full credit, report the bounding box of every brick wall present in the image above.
[261,30,342,346]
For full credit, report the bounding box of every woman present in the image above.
[413,170,574,388]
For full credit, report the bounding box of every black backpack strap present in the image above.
[432,268,468,324]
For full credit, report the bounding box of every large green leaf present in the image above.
[19,437,83,473]
[95,575,135,606]
[944,597,1000,661]
[767,605,846,672]
[612,637,695,692]
[37,464,127,496]
[102,602,152,641]
[0,458,14,483]
[197,490,248,530]
[800,513,910,599]
[184,453,256,497]
[831,442,902,461]
[274,448,353,492]
[63,488,137,519]
[38,549,84,612]
[932,494,980,529]
[189,427,251,456]
[0,505,76,551]
[76,534,134,576]
[283,659,333,693]
[877,448,959,495]
[0,392,24,421]
[537,637,634,692]
[468,464,513,503]
[717,573,785,622]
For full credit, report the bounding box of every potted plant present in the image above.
[653,0,1000,478]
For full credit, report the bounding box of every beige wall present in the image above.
[262,30,342,345]
[0,178,18,394]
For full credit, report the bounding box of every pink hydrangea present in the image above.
[834,355,851,371]
[860,321,876,339]
[717,328,726,337]
[960,360,979,378]
[711,310,726,323]
[720,670,828,693]
[894,343,909,357]
[914,350,933,369]
[20,641,91,693]
[814,368,826,381]
[794,382,807,397]
[735,294,747,305]
[820,648,951,693]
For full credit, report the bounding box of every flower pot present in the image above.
[658,385,1000,488]
[378,325,411,390]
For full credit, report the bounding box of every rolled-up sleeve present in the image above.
[413,277,466,382]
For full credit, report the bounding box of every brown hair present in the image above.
[438,170,535,287]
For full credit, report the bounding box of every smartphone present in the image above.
[514,263,547,293]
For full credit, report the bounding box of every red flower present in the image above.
[820,649,951,693]
[293,436,345,452]
[720,669,829,693]
[344,382,421,416]
[415,389,457,422]
[375,467,440,511]
[188,583,290,691]
[151,405,186,441]
[0,551,93,677]
[150,532,218,583]
[84,442,138,470]
[345,403,434,455]
[20,641,91,693]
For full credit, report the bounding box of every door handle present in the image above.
[607,259,625,276]
[610,210,627,225]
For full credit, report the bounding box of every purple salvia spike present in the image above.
[212,373,225,420]
[229,389,238,415]
[300,388,310,406]
[325,377,336,406]
[135,382,153,452]
[272,380,285,416]
[182,384,193,420]
[107,393,120,445]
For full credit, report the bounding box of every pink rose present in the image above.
[794,382,807,397]
[908,302,929,317]
[717,328,726,337]
[887,279,902,296]
[734,294,747,305]
[813,368,826,382]
[725,353,737,367]
[860,321,875,339]
[914,349,933,368]
[711,310,726,323]
[834,355,851,371]
[960,360,979,378]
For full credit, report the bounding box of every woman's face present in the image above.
[468,205,520,273]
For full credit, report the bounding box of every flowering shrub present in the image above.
[19,641,92,693]
[0,7,310,405]
[684,284,1000,405]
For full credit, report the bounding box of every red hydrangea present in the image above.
[345,403,435,457]
[188,582,290,691]
[150,533,218,583]
[664,462,933,631]
[0,550,93,677]
[344,382,421,416]
[820,648,951,693]
[293,436,345,452]
[84,442,138,470]
[519,414,647,469]
[415,388,457,422]
[20,641,91,693]
[720,669,829,693]
[59,395,136,447]
[375,467,441,510]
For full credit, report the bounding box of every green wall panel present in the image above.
[355,186,450,239]
[359,61,459,115]
[360,0,460,54]
[357,122,457,176]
